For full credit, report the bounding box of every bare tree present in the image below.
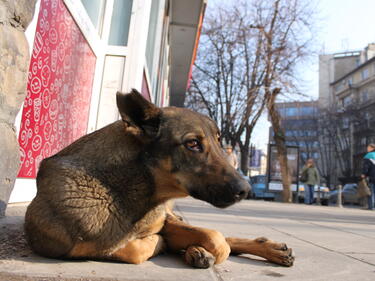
[318,103,364,185]
[186,2,269,174]
[186,0,317,200]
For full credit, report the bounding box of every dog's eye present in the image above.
[184,139,203,152]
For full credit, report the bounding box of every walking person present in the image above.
[300,158,320,204]
[361,144,375,210]
[224,145,238,170]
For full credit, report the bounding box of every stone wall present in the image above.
[0,0,37,216]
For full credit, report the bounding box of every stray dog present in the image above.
[25,90,294,268]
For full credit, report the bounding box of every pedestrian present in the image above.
[300,158,320,204]
[224,144,238,170]
[361,143,375,210]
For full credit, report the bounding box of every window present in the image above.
[342,95,352,107]
[146,0,165,95]
[335,83,344,92]
[365,112,371,120]
[342,117,349,129]
[81,0,106,31]
[361,90,369,102]
[146,0,162,77]
[300,106,316,116]
[365,112,371,127]
[286,141,297,146]
[347,77,353,86]
[108,0,133,46]
[361,68,369,80]
[285,130,293,137]
[278,108,286,117]
[286,107,298,117]
[304,130,317,137]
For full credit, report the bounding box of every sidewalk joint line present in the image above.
[224,206,375,268]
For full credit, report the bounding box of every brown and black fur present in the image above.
[24,90,294,268]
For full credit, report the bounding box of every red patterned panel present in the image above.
[18,0,97,178]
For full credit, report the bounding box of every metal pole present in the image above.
[316,185,321,205]
[337,184,343,208]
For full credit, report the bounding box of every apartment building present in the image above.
[319,43,375,181]
[269,101,320,168]
[330,53,375,176]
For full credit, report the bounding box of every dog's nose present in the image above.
[232,179,250,201]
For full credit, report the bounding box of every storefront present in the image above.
[10,0,206,202]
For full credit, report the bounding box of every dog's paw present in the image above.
[255,237,295,267]
[184,246,215,268]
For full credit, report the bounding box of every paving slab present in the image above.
[1,199,375,281]
[175,198,375,281]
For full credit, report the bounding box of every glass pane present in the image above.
[96,56,126,129]
[81,0,105,30]
[108,0,133,46]
[146,0,161,75]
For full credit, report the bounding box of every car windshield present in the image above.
[343,184,357,191]
[251,176,266,184]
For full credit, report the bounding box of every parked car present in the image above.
[297,184,330,205]
[237,170,252,197]
[249,175,275,200]
[329,183,359,205]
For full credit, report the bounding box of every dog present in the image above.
[24,89,294,268]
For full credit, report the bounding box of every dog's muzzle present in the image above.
[190,178,251,208]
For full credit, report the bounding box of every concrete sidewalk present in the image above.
[1,198,375,281]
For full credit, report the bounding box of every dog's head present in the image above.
[117,90,250,208]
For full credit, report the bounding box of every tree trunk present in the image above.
[267,88,292,203]
[240,145,249,175]
[274,134,292,203]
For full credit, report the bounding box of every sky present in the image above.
[216,0,375,152]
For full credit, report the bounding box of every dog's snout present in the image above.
[232,179,250,201]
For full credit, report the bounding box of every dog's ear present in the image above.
[116,89,161,137]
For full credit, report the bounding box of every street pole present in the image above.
[316,185,321,205]
[337,185,343,208]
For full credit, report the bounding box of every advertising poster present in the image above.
[267,144,299,191]
[18,0,96,178]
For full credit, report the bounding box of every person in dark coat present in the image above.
[300,158,320,204]
[361,143,375,210]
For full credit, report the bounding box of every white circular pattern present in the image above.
[49,99,58,120]
[30,77,42,95]
[32,62,38,75]
[31,135,42,152]
[42,88,51,109]
[34,98,42,122]
[43,121,52,141]
[41,65,51,87]
[49,27,58,44]
[20,147,26,165]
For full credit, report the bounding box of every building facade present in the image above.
[330,52,375,177]
[319,43,375,183]
[10,0,206,203]
[269,101,320,172]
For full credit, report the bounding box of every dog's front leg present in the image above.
[110,234,165,264]
[226,237,294,267]
[161,215,230,268]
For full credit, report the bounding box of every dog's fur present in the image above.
[24,90,294,268]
